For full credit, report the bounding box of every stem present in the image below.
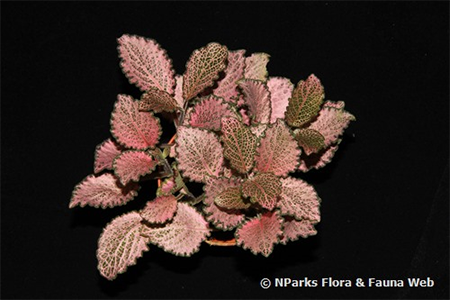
[151,147,173,177]
[168,134,177,145]
[205,238,237,247]
[178,99,190,125]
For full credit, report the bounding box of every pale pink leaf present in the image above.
[213,50,246,102]
[97,212,149,280]
[70,173,139,209]
[221,117,257,174]
[235,211,282,257]
[175,126,224,182]
[244,53,270,82]
[183,43,228,101]
[187,95,238,131]
[278,177,321,223]
[285,74,325,127]
[222,167,233,179]
[173,74,184,107]
[280,218,317,245]
[111,94,161,150]
[294,128,325,155]
[298,144,340,172]
[139,88,180,113]
[203,177,245,230]
[113,150,158,185]
[141,195,177,224]
[250,123,267,138]
[255,119,300,177]
[238,79,271,124]
[94,139,122,174]
[118,34,175,93]
[242,172,282,210]
[214,186,250,210]
[142,203,210,256]
[309,100,355,147]
[267,77,294,123]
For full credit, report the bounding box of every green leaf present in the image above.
[221,117,257,174]
[294,128,325,155]
[214,186,250,210]
[183,43,228,101]
[285,74,324,127]
[242,173,282,210]
[139,88,180,113]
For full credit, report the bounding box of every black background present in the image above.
[1,2,449,299]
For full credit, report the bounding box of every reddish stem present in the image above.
[205,238,237,247]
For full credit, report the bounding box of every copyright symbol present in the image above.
[260,278,271,289]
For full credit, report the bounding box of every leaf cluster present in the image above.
[69,34,355,280]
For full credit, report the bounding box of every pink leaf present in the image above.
[111,94,161,150]
[183,43,228,101]
[203,177,245,230]
[239,108,250,125]
[214,186,250,210]
[285,74,325,127]
[187,95,238,131]
[213,50,246,102]
[280,218,317,245]
[235,211,282,257]
[238,79,271,124]
[141,195,177,224]
[236,94,245,107]
[159,177,176,195]
[278,177,321,223]
[298,144,340,172]
[242,172,282,210]
[173,75,184,107]
[175,126,224,182]
[255,119,300,177]
[139,88,180,113]
[118,34,175,93]
[244,53,270,82]
[267,77,294,123]
[70,173,139,209]
[221,117,258,174]
[294,128,325,155]
[113,150,158,185]
[97,212,149,280]
[309,101,355,147]
[142,203,210,256]
[94,139,122,174]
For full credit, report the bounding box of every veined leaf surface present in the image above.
[235,211,282,257]
[97,212,149,280]
[118,34,175,93]
[183,43,228,101]
[142,203,210,256]
[255,119,300,177]
[70,173,138,209]
[111,95,161,150]
[221,117,257,174]
[176,126,224,182]
[285,74,324,127]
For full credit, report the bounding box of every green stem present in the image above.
[151,147,173,177]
